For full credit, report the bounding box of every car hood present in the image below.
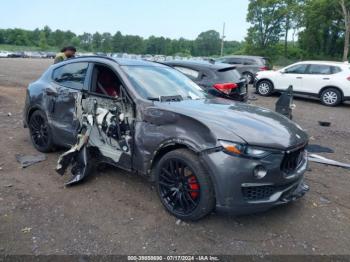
[155,98,308,150]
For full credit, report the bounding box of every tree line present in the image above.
[1,0,350,63]
[0,26,243,57]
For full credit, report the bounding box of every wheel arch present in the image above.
[148,142,197,182]
[26,105,45,124]
[148,141,218,204]
[319,86,344,100]
[256,78,275,89]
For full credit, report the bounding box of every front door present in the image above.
[82,63,134,170]
[302,64,333,95]
[275,64,308,92]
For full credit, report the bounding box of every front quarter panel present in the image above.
[134,107,219,174]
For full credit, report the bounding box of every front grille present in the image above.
[242,186,275,201]
[281,147,305,174]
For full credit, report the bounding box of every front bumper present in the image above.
[200,148,309,215]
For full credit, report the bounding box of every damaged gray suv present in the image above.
[23,56,309,221]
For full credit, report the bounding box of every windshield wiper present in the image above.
[147,97,160,101]
[148,95,183,102]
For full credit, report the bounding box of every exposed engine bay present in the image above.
[56,92,134,185]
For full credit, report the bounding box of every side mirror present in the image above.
[280,70,286,74]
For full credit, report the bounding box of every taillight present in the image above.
[213,83,238,94]
[259,66,268,71]
[347,76,350,81]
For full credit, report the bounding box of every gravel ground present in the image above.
[0,58,349,255]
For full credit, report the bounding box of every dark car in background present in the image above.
[164,60,248,102]
[216,55,272,84]
[23,56,309,220]
[7,51,25,58]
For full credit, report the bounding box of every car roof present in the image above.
[297,60,349,66]
[56,56,167,67]
[164,60,236,71]
[219,55,267,59]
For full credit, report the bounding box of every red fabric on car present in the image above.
[96,70,119,97]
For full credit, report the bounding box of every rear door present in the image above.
[50,62,90,146]
[302,64,334,94]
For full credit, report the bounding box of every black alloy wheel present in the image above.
[156,149,215,221]
[28,110,54,152]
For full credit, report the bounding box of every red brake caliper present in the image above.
[188,176,200,199]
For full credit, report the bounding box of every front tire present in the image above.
[320,88,342,107]
[256,80,273,96]
[155,149,215,221]
[28,110,54,153]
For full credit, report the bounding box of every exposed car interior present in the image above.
[91,65,121,97]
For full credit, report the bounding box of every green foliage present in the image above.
[298,0,344,59]
[193,30,221,56]
[39,31,47,50]
[246,0,349,62]
[0,26,242,56]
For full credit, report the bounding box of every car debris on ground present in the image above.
[308,154,350,169]
[307,144,335,154]
[275,85,294,119]
[15,153,47,168]
[318,121,331,127]
[248,95,258,101]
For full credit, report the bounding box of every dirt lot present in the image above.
[0,58,350,255]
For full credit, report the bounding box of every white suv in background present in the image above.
[255,61,350,106]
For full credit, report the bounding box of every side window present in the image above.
[228,58,243,64]
[331,66,342,74]
[284,64,308,74]
[174,66,200,79]
[243,59,255,65]
[53,62,88,89]
[307,64,332,75]
[90,64,122,98]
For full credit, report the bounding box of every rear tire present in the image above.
[155,149,215,221]
[256,80,273,96]
[28,110,54,153]
[320,88,342,107]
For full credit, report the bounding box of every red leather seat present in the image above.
[96,71,119,97]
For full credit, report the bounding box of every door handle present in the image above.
[323,78,330,80]
[296,77,303,79]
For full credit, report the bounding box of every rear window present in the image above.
[173,66,200,79]
[261,58,272,68]
[215,68,241,82]
[331,66,342,74]
[307,64,332,75]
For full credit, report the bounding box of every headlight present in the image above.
[219,140,271,158]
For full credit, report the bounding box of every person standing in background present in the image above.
[54,46,77,64]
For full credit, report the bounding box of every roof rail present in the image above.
[71,55,118,63]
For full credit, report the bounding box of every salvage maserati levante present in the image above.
[23,56,309,220]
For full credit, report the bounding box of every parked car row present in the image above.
[214,55,349,107]
[0,50,56,58]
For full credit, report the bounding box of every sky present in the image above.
[0,0,250,41]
